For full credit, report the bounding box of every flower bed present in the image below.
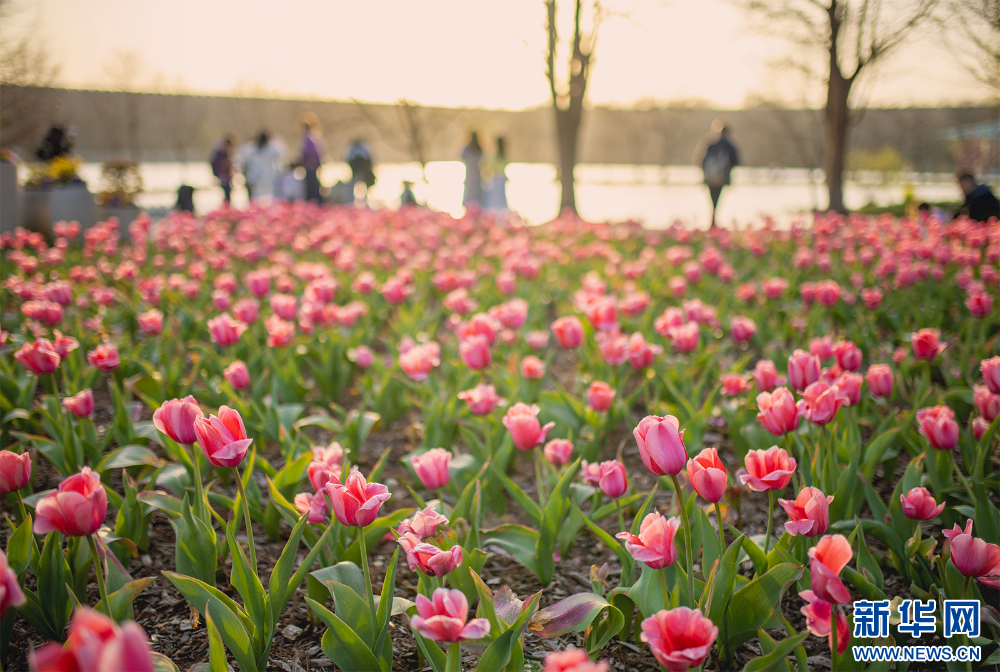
[0,204,997,672]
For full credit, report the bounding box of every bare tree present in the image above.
[102,49,145,159]
[0,0,60,152]
[946,0,1000,97]
[352,99,462,180]
[738,0,936,212]
[545,0,606,213]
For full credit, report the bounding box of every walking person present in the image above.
[701,121,739,228]
[484,136,508,211]
[461,131,484,209]
[346,139,375,204]
[955,173,1000,222]
[210,135,234,205]
[300,113,325,204]
[245,131,283,204]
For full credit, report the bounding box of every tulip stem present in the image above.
[445,641,461,672]
[615,497,626,536]
[188,443,206,521]
[764,491,775,555]
[961,575,970,600]
[87,534,111,617]
[714,501,726,550]
[357,526,379,644]
[13,490,28,523]
[233,466,256,571]
[533,447,548,502]
[670,474,694,608]
[437,488,447,516]
[830,608,838,672]
[659,567,670,611]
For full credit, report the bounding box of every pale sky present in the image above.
[5,0,993,109]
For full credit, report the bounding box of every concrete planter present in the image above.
[22,184,97,237]
[0,162,21,233]
[96,204,141,239]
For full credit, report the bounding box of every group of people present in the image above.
[460,132,508,211]
[209,114,376,207]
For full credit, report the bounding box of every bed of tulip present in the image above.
[0,205,997,672]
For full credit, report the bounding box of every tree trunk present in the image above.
[555,107,581,213]
[823,70,851,214]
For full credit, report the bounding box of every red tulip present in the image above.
[598,460,628,498]
[807,534,852,604]
[411,448,451,490]
[778,486,833,536]
[63,389,94,418]
[520,355,546,379]
[587,381,616,412]
[787,349,820,391]
[633,415,687,476]
[900,487,945,521]
[730,316,756,343]
[616,512,679,569]
[397,507,449,539]
[799,591,849,654]
[797,381,847,426]
[982,356,1000,394]
[223,361,251,390]
[740,446,796,492]
[152,396,204,445]
[911,328,946,360]
[410,588,490,642]
[0,550,25,617]
[966,291,993,318]
[865,364,894,398]
[916,405,959,450]
[326,471,391,527]
[756,388,799,436]
[193,406,252,468]
[29,607,154,672]
[458,384,504,416]
[14,339,60,375]
[640,607,718,671]
[686,448,727,503]
[398,533,463,577]
[949,533,1000,588]
[34,467,107,537]
[502,402,555,451]
[543,439,574,468]
[207,313,248,347]
[542,648,609,672]
[752,359,782,392]
[974,385,1000,423]
[0,450,31,496]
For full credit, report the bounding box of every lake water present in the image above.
[71,161,963,227]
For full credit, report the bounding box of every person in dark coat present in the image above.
[701,121,739,228]
[956,174,1000,222]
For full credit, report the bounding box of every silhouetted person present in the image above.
[300,114,325,204]
[346,139,375,201]
[956,174,999,222]
[461,132,484,208]
[176,185,195,213]
[210,135,234,204]
[484,136,508,211]
[400,180,418,207]
[245,131,283,203]
[36,126,72,161]
[701,122,739,228]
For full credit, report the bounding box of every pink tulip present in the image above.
[797,381,847,426]
[756,388,799,436]
[294,491,329,524]
[861,287,883,309]
[686,448,727,503]
[779,486,833,536]
[949,533,1000,588]
[350,345,374,368]
[640,607,718,672]
[916,405,959,450]
[752,359,782,392]
[520,355,546,379]
[720,373,749,397]
[525,331,550,350]
[911,328,946,360]
[580,460,602,487]
[0,450,31,496]
[544,439,574,467]
[809,337,833,360]
[762,277,788,299]
[865,364,894,398]
[411,448,451,490]
[799,591,849,654]
[787,349,820,391]
[808,534,853,604]
[398,533,463,576]
[633,415,687,476]
[459,334,492,370]
[502,402,555,451]
[542,648,609,672]
[815,280,840,307]
[495,270,517,295]
[207,313,248,347]
[982,356,1000,394]
[972,416,990,440]
[740,446,796,493]
[34,467,107,537]
[52,331,79,361]
[835,372,862,406]
[654,307,685,336]
[265,315,295,348]
[458,384,504,416]
[627,332,662,370]
[584,296,618,332]
[232,298,260,324]
[900,487,945,521]
[596,330,629,366]
[193,406,252,468]
[730,316,756,343]
[397,507,449,539]
[137,309,163,336]
[223,361,251,390]
[943,520,974,541]
[669,322,700,353]
[0,550,25,617]
[410,588,490,642]
[14,339,60,375]
[974,385,1000,423]
[63,389,94,418]
[598,460,628,498]
[152,396,204,445]
[832,340,862,371]
[399,342,441,381]
[616,512,680,569]
[29,607,154,672]
[587,381,616,412]
[326,471,391,527]
[87,343,120,371]
[245,270,271,297]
